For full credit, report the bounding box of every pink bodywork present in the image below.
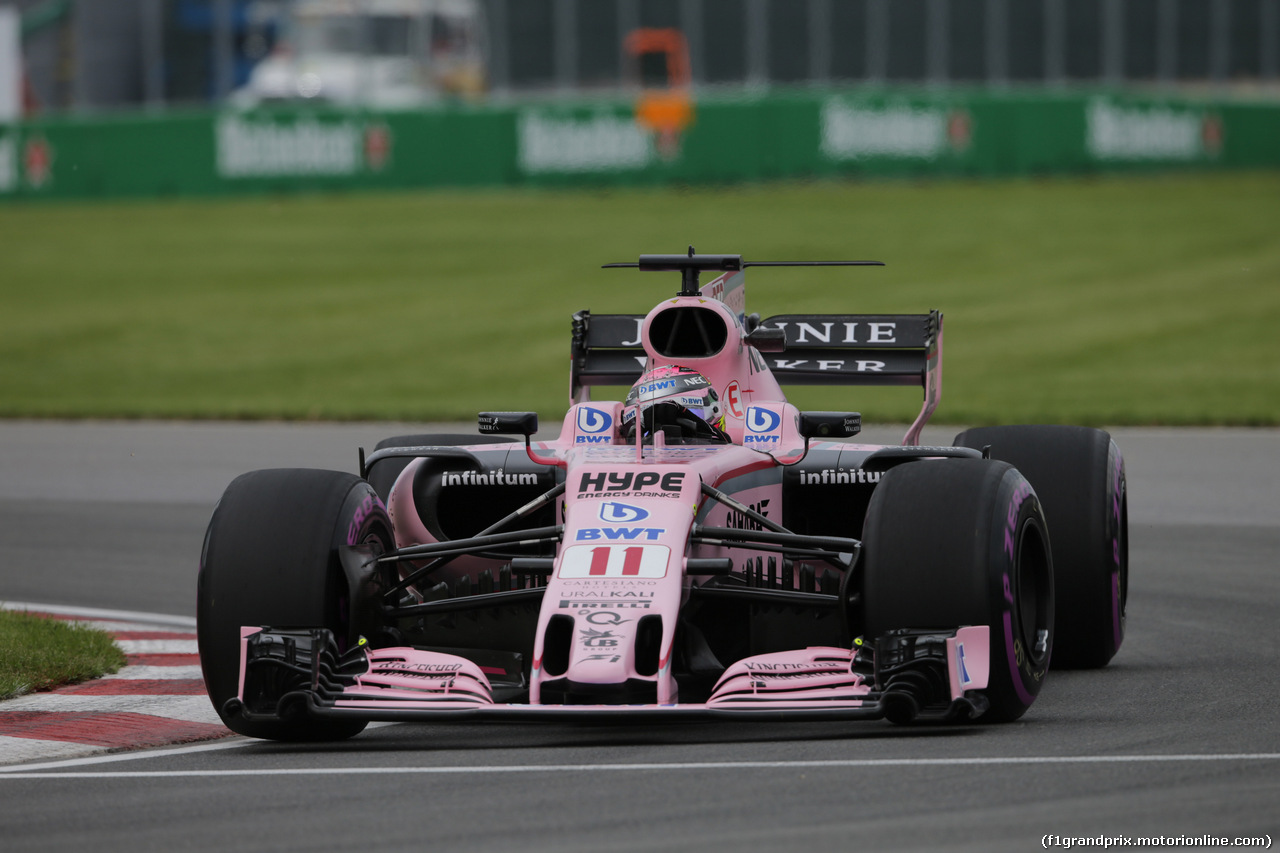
[243,271,979,717]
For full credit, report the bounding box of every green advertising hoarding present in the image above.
[0,89,1275,202]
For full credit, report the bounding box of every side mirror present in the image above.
[744,326,786,353]
[798,411,862,439]
[478,411,539,437]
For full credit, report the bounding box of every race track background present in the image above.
[0,421,1276,852]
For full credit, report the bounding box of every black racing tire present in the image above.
[954,426,1127,669]
[197,468,392,741]
[862,459,1054,723]
[365,433,517,500]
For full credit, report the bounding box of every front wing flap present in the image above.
[223,626,990,726]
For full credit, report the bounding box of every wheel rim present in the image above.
[335,518,394,653]
[1016,516,1053,667]
[1115,483,1129,636]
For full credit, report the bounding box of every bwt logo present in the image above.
[636,379,676,395]
[599,502,650,523]
[575,527,665,541]
[577,407,612,434]
[746,407,782,433]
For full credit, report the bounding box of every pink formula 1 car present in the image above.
[197,252,1128,741]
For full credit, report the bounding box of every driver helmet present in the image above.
[623,365,727,441]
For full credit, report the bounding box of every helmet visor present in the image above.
[626,372,714,408]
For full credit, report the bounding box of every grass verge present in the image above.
[1,171,1277,425]
[0,610,127,700]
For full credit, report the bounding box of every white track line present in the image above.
[2,753,1278,780]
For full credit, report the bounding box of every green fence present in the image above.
[1,88,1277,201]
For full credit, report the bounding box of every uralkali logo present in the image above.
[821,98,971,161]
[216,115,392,178]
[518,109,654,174]
[1086,98,1221,161]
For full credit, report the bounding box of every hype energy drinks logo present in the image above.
[820,97,972,161]
[518,108,655,174]
[215,115,392,178]
[1086,97,1222,161]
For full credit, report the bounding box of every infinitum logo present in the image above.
[441,469,539,487]
[797,468,882,486]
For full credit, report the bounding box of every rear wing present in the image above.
[569,309,944,445]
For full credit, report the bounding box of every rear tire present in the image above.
[366,433,516,500]
[197,468,392,741]
[862,459,1054,723]
[954,426,1127,669]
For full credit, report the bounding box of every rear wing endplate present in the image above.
[570,310,944,445]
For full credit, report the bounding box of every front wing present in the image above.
[223,626,991,726]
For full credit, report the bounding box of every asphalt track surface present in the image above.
[0,421,1277,852]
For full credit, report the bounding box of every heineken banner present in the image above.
[1,89,1276,201]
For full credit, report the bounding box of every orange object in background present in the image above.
[624,28,694,158]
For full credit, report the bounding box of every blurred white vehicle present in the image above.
[233,0,486,108]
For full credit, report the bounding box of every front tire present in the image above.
[861,459,1054,723]
[197,468,392,741]
[954,426,1127,669]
